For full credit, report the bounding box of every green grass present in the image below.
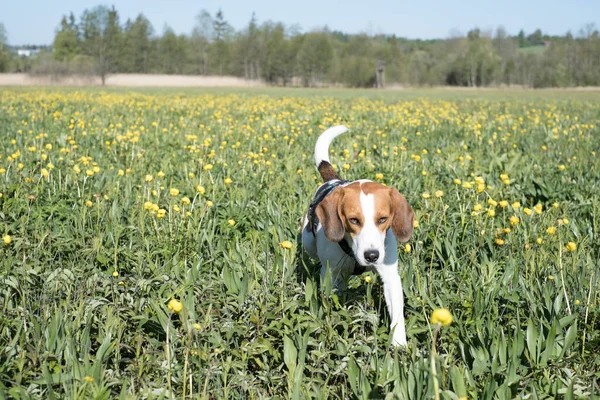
[0,88,599,399]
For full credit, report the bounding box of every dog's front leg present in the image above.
[375,262,407,346]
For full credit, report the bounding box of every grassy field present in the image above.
[0,88,599,399]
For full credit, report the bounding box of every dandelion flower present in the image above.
[279,240,292,249]
[431,308,452,326]
[168,298,183,313]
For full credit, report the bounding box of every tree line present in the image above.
[2,7,599,88]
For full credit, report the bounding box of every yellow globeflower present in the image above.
[566,242,577,252]
[536,238,543,244]
[509,216,520,226]
[145,174,153,182]
[524,208,532,216]
[431,308,453,326]
[169,188,180,196]
[404,243,412,253]
[422,192,431,199]
[85,200,93,207]
[86,169,94,177]
[228,219,236,226]
[181,197,191,205]
[203,164,213,171]
[168,298,183,313]
[224,177,232,185]
[547,226,556,235]
[206,200,214,208]
[499,200,508,208]
[41,168,49,179]
[434,190,444,198]
[196,185,206,195]
[118,169,125,176]
[3,235,12,245]
[279,240,292,249]
[495,238,505,245]
[487,209,496,217]
[512,202,521,209]
[375,173,384,180]
[453,178,462,185]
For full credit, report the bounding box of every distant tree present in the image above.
[517,30,527,48]
[0,22,9,72]
[122,14,154,73]
[190,10,213,75]
[212,9,232,74]
[79,6,123,85]
[159,26,187,74]
[527,29,543,46]
[296,31,334,86]
[53,13,79,62]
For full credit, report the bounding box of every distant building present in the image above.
[17,48,41,57]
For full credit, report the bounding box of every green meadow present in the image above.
[0,88,599,399]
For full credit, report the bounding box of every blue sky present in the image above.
[3,0,598,45]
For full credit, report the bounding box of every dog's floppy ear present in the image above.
[315,188,345,242]
[389,187,414,242]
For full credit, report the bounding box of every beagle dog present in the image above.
[302,125,414,346]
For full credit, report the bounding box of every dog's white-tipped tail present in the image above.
[314,125,348,167]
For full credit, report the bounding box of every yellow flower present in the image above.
[548,275,554,280]
[156,209,167,218]
[462,182,472,189]
[434,190,444,198]
[228,219,236,226]
[509,216,520,226]
[41,168,49,178]
[343,163,350,170]
[547,226,556,235]
[575,299,581,305]
[534,204,543,215]
[193,323,202,330]
[536,237,543,244]
[413,220,419,229]
[169,188,180,196]
[168,298,183,313]
[562,218,569,224]
[224,177,232,185]
[421,192,431,199]
[431,308,453,326]
[3,235,12,245]
[558,164,566,171]
[566,242,577,252]
[499,200,508,208]
[181,197,191,205]
[473,204,482,211]
[502,179,511,185]
[85,169,94,177]
[495,238,505,245]
[553,202,559,208]
[92,166,100,173]
[85,200,93,207]
[144,201,154,210]
[145,174,153,182]
[375,173,384,180]
[404,243,412,253]
[196,185,206,195]
[158,171,165,178]
[500,173,509,181]
[112,271,119,277]
[279,240,292,249]
[206,200,214,208]
[118,169,125,176]
[453,178,462,185]
[524,208,532,216]
[203,164,214,171]
[487,199,498,207]
[83,376,94,383]
[364,275,372,283]
[512,202,521,209]
[487,209,496,217]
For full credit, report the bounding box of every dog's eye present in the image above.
[348,218,360,225]
[377,217,388,225]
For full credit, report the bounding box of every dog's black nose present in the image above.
[364,250,379,263]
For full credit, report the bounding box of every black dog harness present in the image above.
[307,180,366,275]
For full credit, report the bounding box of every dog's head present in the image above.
[315,181,414,266]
